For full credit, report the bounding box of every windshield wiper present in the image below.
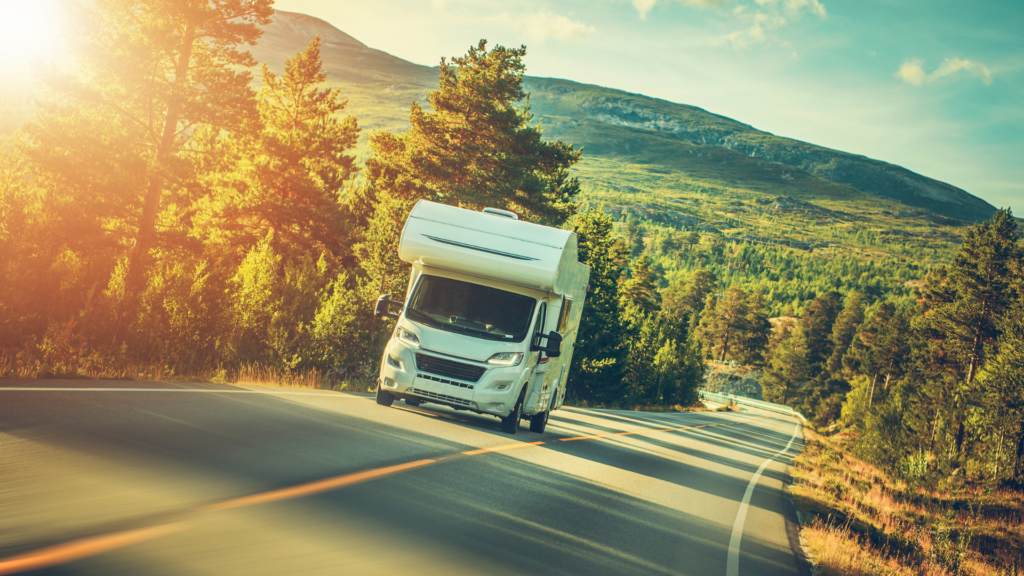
[406,308,444,329]
[407,309,512,341]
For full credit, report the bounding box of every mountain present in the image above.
[251,11,996,223]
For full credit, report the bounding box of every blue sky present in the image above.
[276,0,1023,215]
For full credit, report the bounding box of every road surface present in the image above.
[0,380,806,575]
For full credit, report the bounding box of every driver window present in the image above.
[534,302,547,340]
[557,297,573,333]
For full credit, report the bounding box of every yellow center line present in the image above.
[0,413,775,574]
[462,441,545,455]
[0,523,189,576]
[200,459,437,513]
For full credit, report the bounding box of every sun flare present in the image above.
[0,0,66,76]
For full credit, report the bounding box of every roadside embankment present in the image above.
[791,428,1024,576]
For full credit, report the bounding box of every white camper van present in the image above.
[374,200,590,434]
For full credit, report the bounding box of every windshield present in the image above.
[406,275,537,342]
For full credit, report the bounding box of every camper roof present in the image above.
[398,200,587,294]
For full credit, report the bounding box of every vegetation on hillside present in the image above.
[0,3,1021,571]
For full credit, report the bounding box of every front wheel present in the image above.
[529,407,550,433]
[500,389,525,434]
[376,381,394,406]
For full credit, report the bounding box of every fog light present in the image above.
[383,377,397,389]
[496,383,510,390]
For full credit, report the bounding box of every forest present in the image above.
[1,0,1023,492]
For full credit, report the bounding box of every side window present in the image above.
[556,297,573,333]
[534,302,547,337]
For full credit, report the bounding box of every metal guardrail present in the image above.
[699,389,806,422]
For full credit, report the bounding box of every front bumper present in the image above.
[379,343,527,417]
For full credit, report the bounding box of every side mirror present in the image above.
[531,331,562,358]
[374,294,402,320]
[544,331,562,358]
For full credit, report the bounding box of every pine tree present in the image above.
[24,0,273,314]
[736,290,771,366]
[826,292,866,376]
[762,324,810,406]
[801,291,843,375]
[619,255,660,316]
[568,211,627,402]
[361,40,581,225]
[662,269,717,326]
[194,37,359,260]
[981,299,1024,478]
[922,209,1020,455]
[697,286,750,362]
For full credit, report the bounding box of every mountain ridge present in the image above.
[253,11,995,222]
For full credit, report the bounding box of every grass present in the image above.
[0,353,379,393]
[792,428,1024,575]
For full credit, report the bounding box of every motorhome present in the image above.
[374,200,590,434]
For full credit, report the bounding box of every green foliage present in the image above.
[568,211,626,403]
[363,41,581,225]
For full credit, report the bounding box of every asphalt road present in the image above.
[0,380,806,576]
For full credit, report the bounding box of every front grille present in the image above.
[409,388,475,407]
[417,373,474,390]
[415,354,485,383]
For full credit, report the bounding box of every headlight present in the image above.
[487,352,524,366]
[396,326,420,347]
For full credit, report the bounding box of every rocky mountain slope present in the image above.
[250,11,996,222]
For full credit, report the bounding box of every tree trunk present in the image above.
[122,24,197,323]
[954,419,966,458]
[883,359,896,390]
[929,409,941,455]
[866,373,878,410]
[719,330,730,362]
[1014,417,1024,478]
[956,300,987,460]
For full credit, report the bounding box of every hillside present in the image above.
[249,11,995,223]
[0,8,997,304]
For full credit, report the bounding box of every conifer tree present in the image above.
[762,324,810,406]
[736,290,771,366]
[568,211,627,402]
[619,255,660,316]
[801,291,843,374]
[361,40,581,225]
[922,209,1020,455]
[194,37,359,260]
[662,269,717,326]
[697,286,750,362]
[826,292,866,376]
[24,0,273,314]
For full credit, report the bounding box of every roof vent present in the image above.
[482,207,519,220]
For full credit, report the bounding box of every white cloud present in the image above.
[628,0,732,20]
[633,0,658,20]
[506,12,596,45]
[623,0,826,47]
[896,57,994,87]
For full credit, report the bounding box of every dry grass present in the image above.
[231,363,323,389]
[805,521,948,576]
[1,353,378,393]
[792,428,1024,576]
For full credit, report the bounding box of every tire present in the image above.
[529,405,550,433]
[376,382,394,406]
[500,388,525,434]
[530,391,556,433]
[405,397,422,407]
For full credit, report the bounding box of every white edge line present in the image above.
[726,417,802,576]
[0,388,362,397]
